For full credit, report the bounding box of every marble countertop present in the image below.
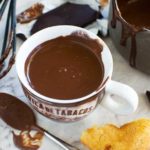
[0,36,150,150]
[0,0,150,150]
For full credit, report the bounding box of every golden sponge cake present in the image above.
[81,119,150,150]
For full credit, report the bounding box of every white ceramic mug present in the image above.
[16,25,138,122]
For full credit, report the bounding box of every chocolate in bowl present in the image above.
[25,34,104,100]
[16,25,139,122]
[109,0,150,74]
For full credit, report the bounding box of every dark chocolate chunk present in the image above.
[31,2,99,35]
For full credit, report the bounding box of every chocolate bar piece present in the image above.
[31,2,99,35]
[17,3,44,24]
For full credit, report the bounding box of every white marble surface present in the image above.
[0,0,150,150]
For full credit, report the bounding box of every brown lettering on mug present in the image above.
[45,106,53,113]
[27,94,96,119]
[39,103,44,109]
[87,106,94,113]
[84,108,89,114]
[73,110,78,115]
[28,97,31,102]
[61,110,67,115]
[45,106,50,112]
[30,98,39,107]
[29,97,33,103]
[79,109,86,115]
[67,110,73,116]
[56,109,60,115]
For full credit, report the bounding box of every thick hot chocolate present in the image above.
[111,0,150,67]
[0,93,43,150]
[117,0,150,29]
[25,34,104,100]
[0,93,35,130]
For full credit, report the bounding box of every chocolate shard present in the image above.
[31,2,99,35]
[17,3,44,24]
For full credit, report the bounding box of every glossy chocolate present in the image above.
[25,34,104,100]
[111,0,150,67]
[0,93,44,149]
[118,0,150,29]
[0,93,35,130]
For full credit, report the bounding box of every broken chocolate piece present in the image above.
[31,2,99,35]
[13,131,44,150]
[17,3,44,24]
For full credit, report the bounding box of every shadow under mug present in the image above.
[16,25,138,122]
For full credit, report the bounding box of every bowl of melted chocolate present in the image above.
[109,0,150,74]
[25,35,104,100]
[16,25,139,121]
[16,25,114,122]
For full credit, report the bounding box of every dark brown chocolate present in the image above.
[17,3,44,24]
[111,0,149,67]
[0,93,36,130]
[25,33,104,100]
[13,131,43,150]
[31,2,99,35]
[118,0,150,29]
[0,93,44,149]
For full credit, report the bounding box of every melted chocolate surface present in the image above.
[0,93,35,130]
[118,0,150,29]
[25,34,104,100]
[111,0,150,67]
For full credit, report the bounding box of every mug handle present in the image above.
[101,80,138,115]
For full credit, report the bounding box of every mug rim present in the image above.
[16,25,113,104]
